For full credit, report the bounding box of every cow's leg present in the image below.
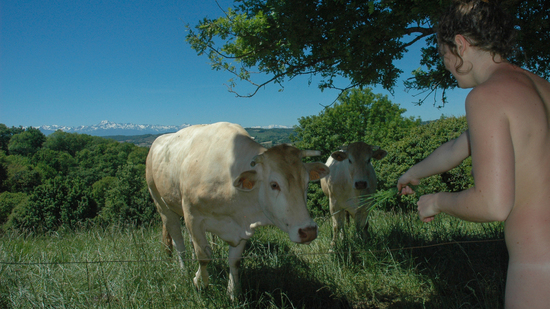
[155,201,186,268]
[191,234,212,290]
[354,203,370,240]
[184,215,212,290]
[227,240,247,300]
[330,199,345,247]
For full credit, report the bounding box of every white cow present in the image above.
[321,142,387,246]
[146,122,329,298]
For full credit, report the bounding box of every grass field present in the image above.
[0,209,507,308]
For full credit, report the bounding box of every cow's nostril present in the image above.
[298,226,318,243]
[355,181,367,190]
[299,228,307,239]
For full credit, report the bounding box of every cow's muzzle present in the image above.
[298,226,318,244]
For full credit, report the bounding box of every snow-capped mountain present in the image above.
[37,120,191,136]
[35,120,292,136]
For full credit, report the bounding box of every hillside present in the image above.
[106,128,296,148]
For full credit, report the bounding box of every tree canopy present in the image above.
[292,87,420,160]
[186,0,549,104]
[0,127,155,232]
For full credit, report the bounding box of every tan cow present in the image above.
[146,122,329,299]
[321,142,387,246]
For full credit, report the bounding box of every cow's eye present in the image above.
[270,182,280,191]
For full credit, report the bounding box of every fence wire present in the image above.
[1,238,504,266]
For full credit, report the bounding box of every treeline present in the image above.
[245,128,295,145]
[0,125,155,233]
[106,128,295,148]
[0,88,473,233]
[0,124,295,233]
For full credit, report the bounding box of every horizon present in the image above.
[11,120,294,130]
[13,119,297,137]
[1,0,468,129]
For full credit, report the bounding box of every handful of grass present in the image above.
[355,188,399,212]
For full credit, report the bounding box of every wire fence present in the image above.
[0,238,504,266]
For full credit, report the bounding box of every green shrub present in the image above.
[127,146,149,165]
[97,164,157,225]
[307,183,329,218]
[292,88,420,162]
[0,150,8,192]
[32,148,76,176]
[374,116,473,211]
[0,192,28,226]
[0,124,157,232]
[293,88,420,216]
[91,176,118,209]
[3,155,42,193]
[7,128,46,157]
[43,130,94,156]
[5,176,97,232]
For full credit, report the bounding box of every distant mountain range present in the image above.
[35,120,292,136]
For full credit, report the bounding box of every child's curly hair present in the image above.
[437,0,516,71]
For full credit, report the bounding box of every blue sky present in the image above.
[1,0,468,129]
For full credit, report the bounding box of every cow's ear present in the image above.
[331,151,347,162]
[233,170,258,191]
[372,149,388,160]
[305,162,330,181]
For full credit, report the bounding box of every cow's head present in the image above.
[330,142,387,191]
[233,144,329,244]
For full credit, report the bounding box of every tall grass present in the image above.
[1,209,506,308]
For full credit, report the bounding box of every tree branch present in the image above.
[404,26,435,36]
[402,32,432,48]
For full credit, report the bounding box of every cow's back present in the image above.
[146,122,262,213]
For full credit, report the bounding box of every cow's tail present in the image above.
[162,223,173,256]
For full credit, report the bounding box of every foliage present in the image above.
[186,0,549,103]
[7,127,46,157]
[0,192,28,226]
[0,151,7,192]
[97,164,157,226]
[0,124,24,153]
[376,116,472,210]
[102,133,161,147]
[2,155,41,193]
[32,148,76,178]
[0,110,472,231]
[245,128,295,146]
[127,147,149,165]
[292,88,420,160]
[292,88,420,216]
[5,176,97,232]
[91,176,117,210]
[306,183,328,217]
[0,124,303,232]
[0,124,156,232]
[43,130,98,157]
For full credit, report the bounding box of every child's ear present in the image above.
[454,34,469,56]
